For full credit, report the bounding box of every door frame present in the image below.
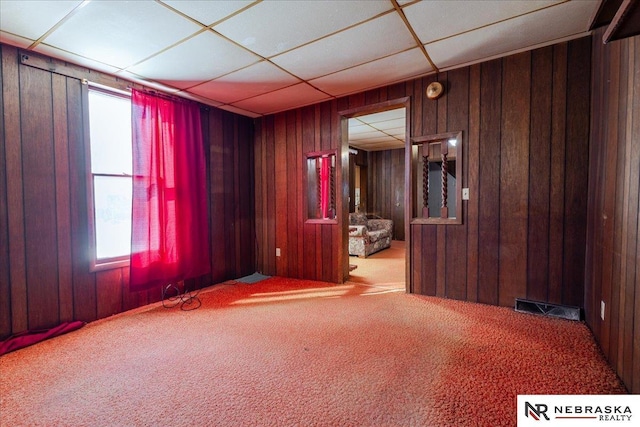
[338,97,411,291]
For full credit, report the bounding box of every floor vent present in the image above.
[515,298,581,321]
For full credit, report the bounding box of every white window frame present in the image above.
[85,83,132,272]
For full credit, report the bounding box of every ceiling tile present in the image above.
[0,0,83,40]
[350,139,404,151]
[115,70,183,93]
[231,83,331,115]
[216,104,262,118]
[387,126,406,137]
[369,117,406,130]
[359,109,405,124]
[348,121,374,134]
[359,135,400,143]
[350,120,369,128]
[363,142,405,151]
[161,0,254,26]
[43,0,202,69]
[173,90,224,107]
[349,107,407,150]
[272,13,416,80]
[350,130,385,140]
[426,0,598,70]
[33,43,121,75]
[214,0,392,58]
[404,0,561,45]
[188,61,300,104]
[127,31,261,89]
[350,127,404,141]
[311,48,431,97]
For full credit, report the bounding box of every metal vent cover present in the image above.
[515,298,581,321]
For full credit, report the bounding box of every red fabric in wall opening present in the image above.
[320,156,330,219]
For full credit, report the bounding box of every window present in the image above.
[87,87,132,271]
[411,131,463,225]
[304,150,337,223]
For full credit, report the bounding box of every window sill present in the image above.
[90,257,130,273]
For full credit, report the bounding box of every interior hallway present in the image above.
[347,240,406,291]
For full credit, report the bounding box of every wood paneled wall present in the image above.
[203,108,256,285]
[586,27,639,393]
[254,105,347,283]
[367,148,405,240]
[0,45,254,339]
[254,37,592,309]
[411,37,591,308]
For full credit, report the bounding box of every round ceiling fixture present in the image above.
[426,82,444,100]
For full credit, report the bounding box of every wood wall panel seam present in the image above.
[467,64,481,303]
[52,74,74,323]
[4,46,29,333]
[498,52,531,307]
[616,40,634,379]
[477,58,502,306]
[548,43,568,306]
[0,45,13,337]
[527,47,553,303]
[604,39,623,366]
[562,37,591,307]
[608,38,628,372]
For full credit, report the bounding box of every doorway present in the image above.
[339,98,410,291]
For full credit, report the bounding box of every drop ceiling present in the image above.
[349,109,406,152]
[0,0,599,116]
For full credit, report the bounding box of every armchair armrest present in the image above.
[349,225,368,237]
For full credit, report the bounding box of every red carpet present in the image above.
[0,320,85,356]
[348,239,405,290]
[0,277,626,426]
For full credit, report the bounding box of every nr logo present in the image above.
[525,402,550,421]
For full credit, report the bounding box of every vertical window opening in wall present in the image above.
[87,87,132,271]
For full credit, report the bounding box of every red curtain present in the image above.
[320,156,330,219]
[130,89,210,292]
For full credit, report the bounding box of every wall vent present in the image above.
[515,298,581,321]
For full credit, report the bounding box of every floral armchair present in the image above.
[348,212,393,258]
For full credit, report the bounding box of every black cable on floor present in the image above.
[161,283,201,311]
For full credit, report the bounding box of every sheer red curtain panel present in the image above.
[129,89,210,292]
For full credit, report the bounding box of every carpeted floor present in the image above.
[0,277,626,426]
[348,239,405,290]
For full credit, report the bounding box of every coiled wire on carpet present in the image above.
[161,283,201,311]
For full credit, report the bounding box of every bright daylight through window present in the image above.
[88,88,132,267]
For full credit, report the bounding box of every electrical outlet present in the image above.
[462,188,470,200]
[276,248,281,257]
[601,300,605,321]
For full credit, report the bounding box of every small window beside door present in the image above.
[305,150,337,223]
[411,131,463,225]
